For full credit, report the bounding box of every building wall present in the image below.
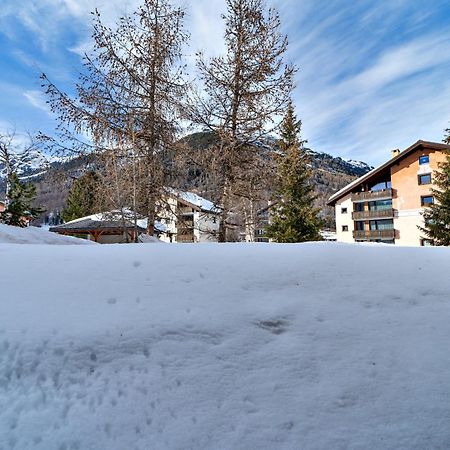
[391,149,447,246]
[157,196,220,243]
[335,194,354,243]
[194,212,220,243]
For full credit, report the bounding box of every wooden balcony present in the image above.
[353,229,396,240]
[351,188,393,203]
[177,228,194,243]
[352,208,394,221]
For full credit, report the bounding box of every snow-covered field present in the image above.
[0,224,96,245]
[1,233,449,449]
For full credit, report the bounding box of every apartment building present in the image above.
[158,189,221,243]
[327,140,450,246]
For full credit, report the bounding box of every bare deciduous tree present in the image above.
[41,0,189,235]
[186,0,295,241]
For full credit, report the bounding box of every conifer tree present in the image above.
[1,173,43,227]
[266,104,322,242]
[62,171,100,223]
[420,132,450,246]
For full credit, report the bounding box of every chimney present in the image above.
[391,149,400,158]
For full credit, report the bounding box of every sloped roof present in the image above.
[165,188,221,214]
[50,218,146,233]
[50,210,166,234]
[327,140,450,206]
[50,211,144,232]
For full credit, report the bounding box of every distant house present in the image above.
[327,140,450,246]
[158,189,221,243]
[241,203,271,243]
[0,201,5,214]
[49,211,149,244]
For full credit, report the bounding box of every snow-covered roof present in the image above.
[59,210,166,234]
[165,188,221,214]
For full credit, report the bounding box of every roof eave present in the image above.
[327,140,450,206]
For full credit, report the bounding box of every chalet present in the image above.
[158,189,221,243]
[327,140,450,246]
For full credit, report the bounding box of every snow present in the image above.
[165,187,220,213]
[0,242,450,449]
[62,210,166,234]
[0,224,96,245]
[344,158,373,171]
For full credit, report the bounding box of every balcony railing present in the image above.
[177,232,194,242]
[351,188,393,202]
[352,208,394,221]
[353,229,396,240]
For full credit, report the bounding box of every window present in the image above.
[419,155,429,165]
[212,216,217,224]
[418,174,431,185]
[421,195,434,206]
[369,219,394,231]
[341,207,348,214]
[354,202,364,212]
[420,239,433,247]
[342,225,349,232]
[355,222,365,231]
[368,199,392,211]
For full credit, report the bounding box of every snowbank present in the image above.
[0,242,449,449]
[0,224,96,245]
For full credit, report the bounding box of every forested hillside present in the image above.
[0,133,372,228]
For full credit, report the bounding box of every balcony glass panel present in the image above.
[369,219,394,231]
[368,199,393,211]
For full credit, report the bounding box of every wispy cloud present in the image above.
[0,0,449,165]
[23,90,51,114]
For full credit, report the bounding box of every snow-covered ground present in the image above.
[0,239,449,449]
[0,224,96,245]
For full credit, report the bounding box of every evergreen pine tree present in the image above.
[0,173,43,227]
[420,134,450,245]
[62,171,100,223]
[266,104,323,242]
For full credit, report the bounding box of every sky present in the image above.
[0,0,449,166]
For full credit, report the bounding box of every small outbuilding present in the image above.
[50,212,147,244]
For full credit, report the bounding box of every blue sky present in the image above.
[0,0,449,165]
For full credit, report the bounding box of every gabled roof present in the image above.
[50,217,146,233]
[327,140,450,206]
[50,210,165,234]
[165,188,221,215]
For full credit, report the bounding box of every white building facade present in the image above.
[158,190,220,243]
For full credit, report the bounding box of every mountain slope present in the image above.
[0,133,372,227]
